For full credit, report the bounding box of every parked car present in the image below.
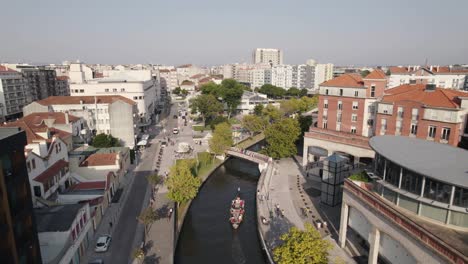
[173,128,179,134]
[173,115,178,119]
[95,235,111,252]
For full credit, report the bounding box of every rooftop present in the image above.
[381,84,468,109]
[0,65,17,73]
[0,127,22,141]
[369,136,468,187]
[363,69,387,79]
[80,153,117,167]
[320,73,364,88]
[35,204,85,232]
[34,160,69,184]
[36,95,135,106]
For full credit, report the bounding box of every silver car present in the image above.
[95,235,111,252]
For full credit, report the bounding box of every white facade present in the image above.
[253,48,283,65]
[69,63,93,84]
[389,69,468,90]
[271,65,293,89]
[314,63,334,89]
[238,91,279,115]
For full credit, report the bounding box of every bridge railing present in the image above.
[227,147,270,163]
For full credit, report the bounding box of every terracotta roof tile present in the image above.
[70,181,106,190]
[320,73,364,88]
[56,76,69,81]
[36,96,136,106]
[80,153,117,167]
[181,80,194,85]
[382,84,468,109]
[364,69,387,79]
[34,160,69,184]
[24,112,80,124]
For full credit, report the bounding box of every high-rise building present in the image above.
[0,66,30,122]
[253,48,283,65]
[271,65,293,89]
[0,127,42,264]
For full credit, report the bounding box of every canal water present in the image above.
[174,157,266,264]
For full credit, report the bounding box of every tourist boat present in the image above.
[229,190,245,229]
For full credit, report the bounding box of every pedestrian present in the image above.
[168,208,173,219]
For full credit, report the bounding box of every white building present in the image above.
[69,67,158,125]
[253,48,283,65]
[68,63,93,84]
[35,204,92,264]
[313,62,334,90]
[238,91,279,115]
[388,65,468,90]
[0,65,30,122]
[271,65,293,89]
[23,96,139,148]
[158,69,179,91]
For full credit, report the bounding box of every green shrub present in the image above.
[348,171,370,182]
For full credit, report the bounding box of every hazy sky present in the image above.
[1,0,467,66]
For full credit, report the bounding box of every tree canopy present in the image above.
[92,133,120,148]
[360,70,371,77]
[241,115,268,136]
[286,87,301,97]
[166,160,201,204]
[264,117,301,159]
[263,104,284,123]
[253,104,264,116]
[298,115,313,135]
[280,96,318,115]
[258,84,286,98]
[190,94,223,123]
[208,122,233,155]
[200,79,246,118]
[273,223,333,264]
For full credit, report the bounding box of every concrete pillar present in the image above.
[339,202,349,248]
[382,159,387,181]
[417,176,426,215]
[396,167,403,205]
[368,226,381,264]
[446,185,456,224]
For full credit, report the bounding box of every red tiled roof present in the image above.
[0,65,17,72]
[305,127,371,150]
[80,153,117,167]
[2,120,47,143]
[177,64,192,68]
[190,74,205,79]
[34,160,69,184]
[382,84,468,109]
[70,181,106,190]
[320,73,364,88]
[389,66,411,74]
[36,96,136,106]
[158,69,170,73]
[24,112,80,124]
[181,80,194,85]
[364,69,386,80]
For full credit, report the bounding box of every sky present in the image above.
[1,0,467,66]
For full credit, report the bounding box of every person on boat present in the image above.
[237,187,240,192]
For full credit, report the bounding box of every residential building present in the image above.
[303,70,388,166]
[35,203,92,264]
[314,63,334,90]
[180,80,196,92]
[0,127,42,264]
[69,150,130,183]
[237,91,279,115]
[68,63,93,84]
[23,96,139,148]
[55,76,70,96]
[271,65,293,89]
[375,84,468,147]
[158,69,178,91]
[388,65,468,90]
[253,48,283,65]
[339,136,468,264]
[69,66,158,126]
[0,66,30,122]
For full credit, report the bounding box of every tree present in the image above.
[258,84,286,98]
[181,89,189,96]
[200,82,222,97]
[132,248,145,261]
[173,87,181,95]
[273,223,333,264]
[220,79,245,119]
[190,94,223,124]
[242,115,268,137]
[166,161,201,204]
[298,115,313,135]
[208,115,229,130]
[208,122,233,156]
[253,104,264,116]
[299,88,308,97]
[138,206,157,244]
[286,87,301,97]
[92,133,120,148]
[385,69,391,76]
[263,104,284,123]
[360,70,370,77]
[264,118,301,159]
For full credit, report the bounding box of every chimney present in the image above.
[65,111,69,124]
[430,65,433,71]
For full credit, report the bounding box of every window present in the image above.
[325,89,329,95]
[352,101,358,110]
[133,96,138,100]
[139,96,143,99]
[371,85,376,97]
[337,113,342,123]
[322,121,327,129]
[338,101,342,110]
[411,108,419,120]
[113,88,118,92]
[32,159,36,169]
[396,120,402,134]
[368,105,375,114]
[410,124,418,135]
[105,89,109,92]
[323,99,328,109]
[381,118,387,132]
[121,88,125,92]
[79,89,84,93]
[401,168,423,195]
[424,178,452,204]
[397,106,404,118]
[339,89,343,96]
[350,126,356,134]
[454,187,468,207]
[428,126,437,138]
[354,90,359,97]
[351,114,357,122]
[27,161,31,172]
[441,127,450,141]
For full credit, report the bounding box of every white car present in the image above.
[95,235,111,252]
[173,128,179,134]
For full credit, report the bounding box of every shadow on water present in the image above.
[175,158,267,264]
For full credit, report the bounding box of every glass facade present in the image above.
[453,187,468,207]
[385,160,400,186]
[400,168,423,195]
[399,195,419,214]
[375,153,385,176]
[420,203,447,223]
[383,187,397,204]
[423,178,452,204]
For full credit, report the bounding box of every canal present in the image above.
[174,157,266,264]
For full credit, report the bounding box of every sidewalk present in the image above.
[257,158,355,263]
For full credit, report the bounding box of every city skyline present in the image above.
[1,0,467,66]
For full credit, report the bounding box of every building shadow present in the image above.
[155,204,170,221]
[143,253,161,264]
[143,240,154,253]
[263,214,294,249]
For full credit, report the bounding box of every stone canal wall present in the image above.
[256,160,275,263]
